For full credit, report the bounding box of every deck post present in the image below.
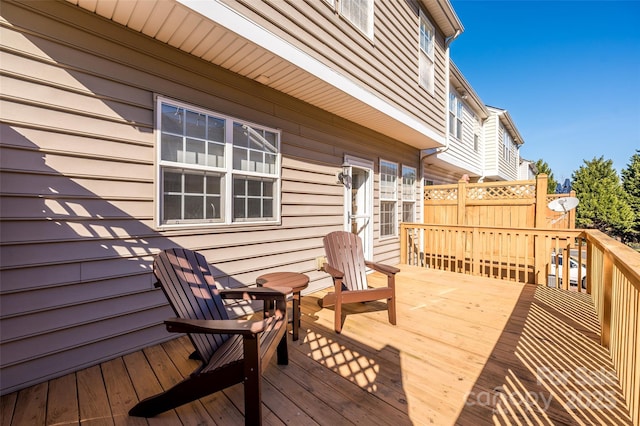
[534,173,548,228]
[457,178,466,225]
[400,224,407,264]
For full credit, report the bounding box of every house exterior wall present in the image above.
[496,125,520,180]
[437,99,484,178]
[219,0,449,137]
[0,0,423,394]
[482,114,499,178]
[519,160,537,180]
[483,107,523,181]
[422,163,462,185]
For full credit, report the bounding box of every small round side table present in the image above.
[256,272,309,341]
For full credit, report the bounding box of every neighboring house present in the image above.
[483,105,524,181]
[421,63,526,186]
[519,158,538,180]
[0,0,463,394]
[422,62,488,184]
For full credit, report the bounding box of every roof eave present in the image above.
[420,0,464,38]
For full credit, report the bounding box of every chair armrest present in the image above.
[365,261,400,276]
[165,317,271,336]
[219,286,292,302]
[322,263,344,279]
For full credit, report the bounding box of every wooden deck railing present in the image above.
[583,229,640,424]
[400,223,582,287]
[399,223,640,425]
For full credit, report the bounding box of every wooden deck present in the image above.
[1,265,633,425]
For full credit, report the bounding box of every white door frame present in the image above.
[343,155,374,260]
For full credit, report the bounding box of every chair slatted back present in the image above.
[323,231,368,291]
[153,248,230,361]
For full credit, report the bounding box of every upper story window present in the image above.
[503,129,513,162]
[472,112,480,152]
[449,91,463,139]
[401,165,416,223]
[157,96,280,227]
[380,159,398,238]
[339,0,374,39]
[419,9,435,94]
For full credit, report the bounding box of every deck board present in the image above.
[1,266,633,425]
[77,365,112,426]
[45,374,79,426]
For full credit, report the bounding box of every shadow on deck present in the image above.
[0,265,632,425]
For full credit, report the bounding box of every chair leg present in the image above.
[388,296,397,325]
[243,336,262,426]
[334,299,342,333]
[276,331,288,365]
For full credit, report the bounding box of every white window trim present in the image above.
[155,95,282,229]
[379,159,398,239]
[401,165,417,223]
[503,128,513,162]
[419,9,435,94]
[449,91,463,140]
[338,0,374,39]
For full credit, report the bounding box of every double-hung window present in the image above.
[401,165,416,223]
[157,97,280,227]
[339,0,374,39]
[380,160,398,238]
[419,9,435,94]
[449,92,463,140]
[472,112,480,152]
[503,128,513,162]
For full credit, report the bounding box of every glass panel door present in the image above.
[343,156,373,260]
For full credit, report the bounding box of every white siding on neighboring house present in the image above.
[482,114,499,177]
[437,89,484,177]
[497,124,520,180]
[0,0,426,395]
[424,62,490,186]
[483,106,523,181]
[519,159,537,180]
[518,158,537,180]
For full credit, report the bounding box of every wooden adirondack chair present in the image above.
[320,231,400,333]
[128,248,290,425]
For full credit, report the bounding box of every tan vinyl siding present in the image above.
[222,0,447,137]
[422,164,462,185]
[0,0,419,394]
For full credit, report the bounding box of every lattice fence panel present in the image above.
[424,187,457,201]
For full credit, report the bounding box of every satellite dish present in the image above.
[548,196,579,213]
[547,196,579,225]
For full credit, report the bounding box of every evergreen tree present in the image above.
[534,159,558,194]
[572,156,634,240]
[621,150,640,241]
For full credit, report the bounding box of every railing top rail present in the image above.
[583,229,640,290]
[401,222,583,237]
[424,179,537,190]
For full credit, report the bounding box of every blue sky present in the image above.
[449,0,640,184]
